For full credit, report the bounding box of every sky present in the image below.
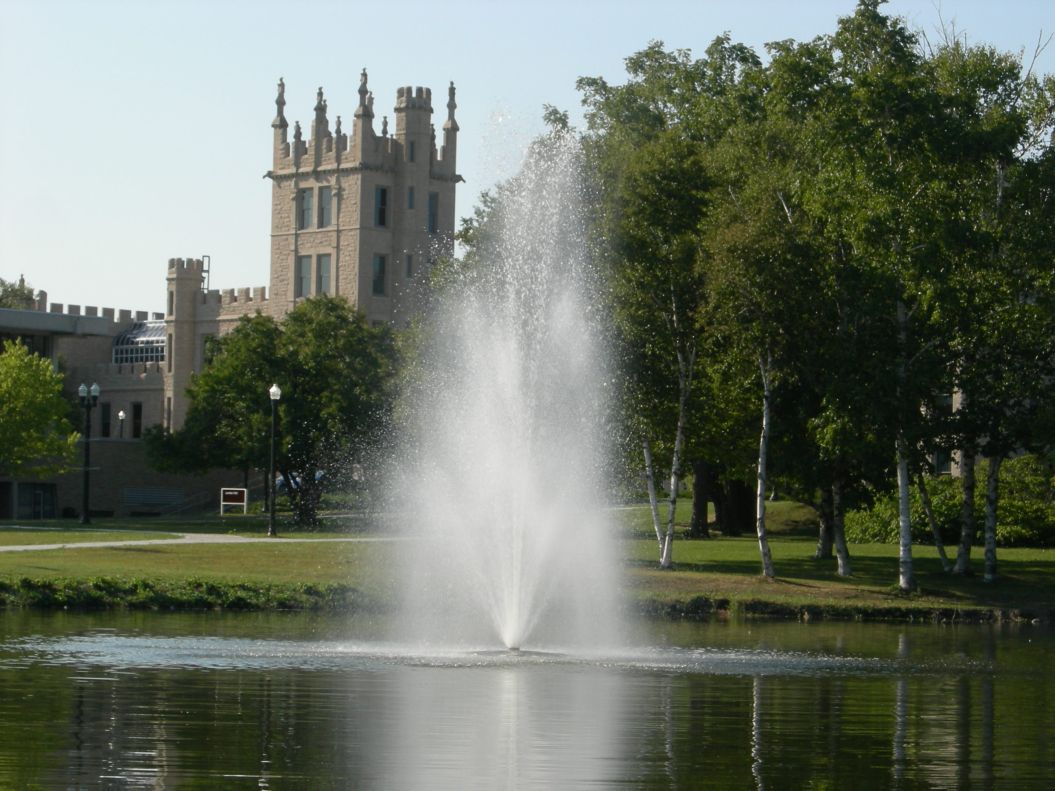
[1,0,1051,314]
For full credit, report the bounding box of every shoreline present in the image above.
[2,576,1050,625]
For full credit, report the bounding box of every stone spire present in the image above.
[272,77,288,129]
[444,81,459,132]
[356,69,372,118]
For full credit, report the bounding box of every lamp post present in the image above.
[268,383,281,537]
[78,382,100,525]
[117,409,126,439]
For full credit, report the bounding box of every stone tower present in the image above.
[266,72,460,325]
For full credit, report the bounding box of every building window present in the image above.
[100,402,111,438]
[318,186,332,227]
[297,188,313,230]
[167,290,174,316]
[405,254,414,278]
[375,186,388,227]
[166,397,172,430]
[201,334,216,366]
[112,321,166,365]
[316,254,331,295]
[427,192,439,234]
[408,140,416,163]
[132,402,143,438]
[166,333,173,373]
[372,254,387,296]
[295,255,312,298]
[407,186,415,210]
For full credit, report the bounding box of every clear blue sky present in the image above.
[1,0,1051,314]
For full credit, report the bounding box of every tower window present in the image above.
[408,141,416,163]
[132,402,143,438]
[375,186,388,227]
[372,254,387,296]
[295,255,312,298]
[316,254,331,295]
[100,403,111,438]
[318,186,332,227]
[407,186,415,210]
[427,192,439,234]
[297,188,313,230]
[405,254,414,278]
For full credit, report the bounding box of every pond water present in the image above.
[0,611,1051,789]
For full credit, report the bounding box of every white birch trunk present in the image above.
[895,300,914,591]
[659,346,695,569]
[917,474,952,572]
[954,445,976,574]
[983,456,1001,583]
[642,439,664,553]
[831,478,852,577]
[659,408,686,569]
[754,355,775,578]
[896,436,914,591]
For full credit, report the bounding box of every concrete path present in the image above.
[0,531,394,553]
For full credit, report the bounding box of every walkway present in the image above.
[0,531,393,553]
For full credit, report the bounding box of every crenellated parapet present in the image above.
[46,302,161,327]
[268,72,458,177]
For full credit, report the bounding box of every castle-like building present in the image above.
[0,73,459,519]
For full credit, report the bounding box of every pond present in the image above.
[0,611,1051,789]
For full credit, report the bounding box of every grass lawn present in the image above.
[0,526,177,546]
[0,501,1051,619]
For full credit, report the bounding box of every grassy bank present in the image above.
[1,504,1052,622]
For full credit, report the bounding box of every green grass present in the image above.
[0,526,176,546]
[628,536,1055,617]
[0,502,1052,620]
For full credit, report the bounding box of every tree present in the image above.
[931,38,1055,581]
[579,37,762,569]
[0,340,78,477]
[0,276,35,310]
[147,297,398,526]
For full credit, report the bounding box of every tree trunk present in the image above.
[659,416,686,569]
[660,346,696,569]
[953,445,977,575]
[815,485,834,560]
[916,474,952,571]
[755,356,775,578]
[896,435,914,591]
[894,300,914,592]
[983,456,1002,583]
[688,459,710,538]
[642,439,664,553]
[831,477,852,577]
[724,480,753,537]
[712,481,727,535]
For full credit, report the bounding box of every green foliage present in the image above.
[845,455,1055,547]
[146,297,398,526]
[0,575,365,611]
[0,275,35,309]
[0,340,78,476]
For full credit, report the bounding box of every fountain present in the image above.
[395,132,623,652]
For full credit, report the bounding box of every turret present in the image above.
[165,258,206,429]
[272,78,290,166]
[352,69,375,163]
[312,86,332,167]
[441,81,459,174]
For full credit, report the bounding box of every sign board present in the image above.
[219,487,248,515]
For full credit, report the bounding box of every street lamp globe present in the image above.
[269,383,282,401]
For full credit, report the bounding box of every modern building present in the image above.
[0,73,459,518]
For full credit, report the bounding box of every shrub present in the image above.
[844,454,1055,547]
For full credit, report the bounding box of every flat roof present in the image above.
[0,307,115,337]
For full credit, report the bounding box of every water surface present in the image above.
[1,611,1051,789]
